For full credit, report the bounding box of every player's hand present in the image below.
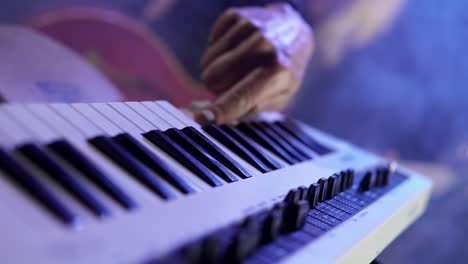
[195,3,314,124]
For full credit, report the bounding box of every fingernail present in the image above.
[191,100,212,110]
[195,109,216,124]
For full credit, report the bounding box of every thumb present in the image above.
[194,66,284,124]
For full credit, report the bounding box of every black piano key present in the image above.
[164,128,238,183]
[219,125,282,170]
[89,136,176,200]
[16,143,110,217]
[203,125,271,173]
[113,133,195,194]
[181,127,252,179]
[47,139,137,210]
[259,121,312,160]
[0,147,77,225]
[236,123,297,165]
[274,120,333,155]
[143,130,223,187]
[250,122,307,162]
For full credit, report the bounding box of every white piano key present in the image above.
[108,102,156,132]
[49,103,102,138]
[23,104,164,210]
[156,101,201,128]
[71,103,122,137]
[11,152,93,226]
[67,104,181,204]
[125,102,171,130]
[2,105,57,143]
[91,102,208,191]
[135,104,254,182]
[90,103,142,135]
[0,109,102,224]
[0,126,13,145]
[155,101,287,171]
[140,102,232,184]
[121,103,224,189]
[142,101,185,129]
[25,104,85,140]
[139,102,260,177]
[75,103,183,197]
[0,167,69,232]
[0,109,32,147]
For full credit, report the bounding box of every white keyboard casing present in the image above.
[0,101,431,264]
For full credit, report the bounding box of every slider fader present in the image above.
[156,165,407,264]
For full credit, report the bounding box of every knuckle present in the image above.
[215,102,236,123]
[236,18,251,28]
[233,88,251,109]
[245,20,260,31]
[249,104,261,114]
[258,35,273,49]
[282,85,297,97]
[254,42,275,58]
[200,71,211,83]
[225,8,238,17]
[276,64,289,73]
[268,55,283,68]
[273,52,290,68]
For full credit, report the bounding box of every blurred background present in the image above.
[1,0,467,262]
[292,1,468,262]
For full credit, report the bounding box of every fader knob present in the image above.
[359,171,373,192]
[261,209,283,243]
[307,183,320,209]
[381,167,390,186]
[225,227,261,263]
[339,171,347,192]
[182,242,203,264]
[284,188,300,204]
[346,169,355,189]
[200,236,222,264]
[317,178,329,202]
[283,200,310,232]
[298,185,308,200]
[374,169,383,187]
[327,174,340,199]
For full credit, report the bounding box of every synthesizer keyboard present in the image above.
[0,101,431,264]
